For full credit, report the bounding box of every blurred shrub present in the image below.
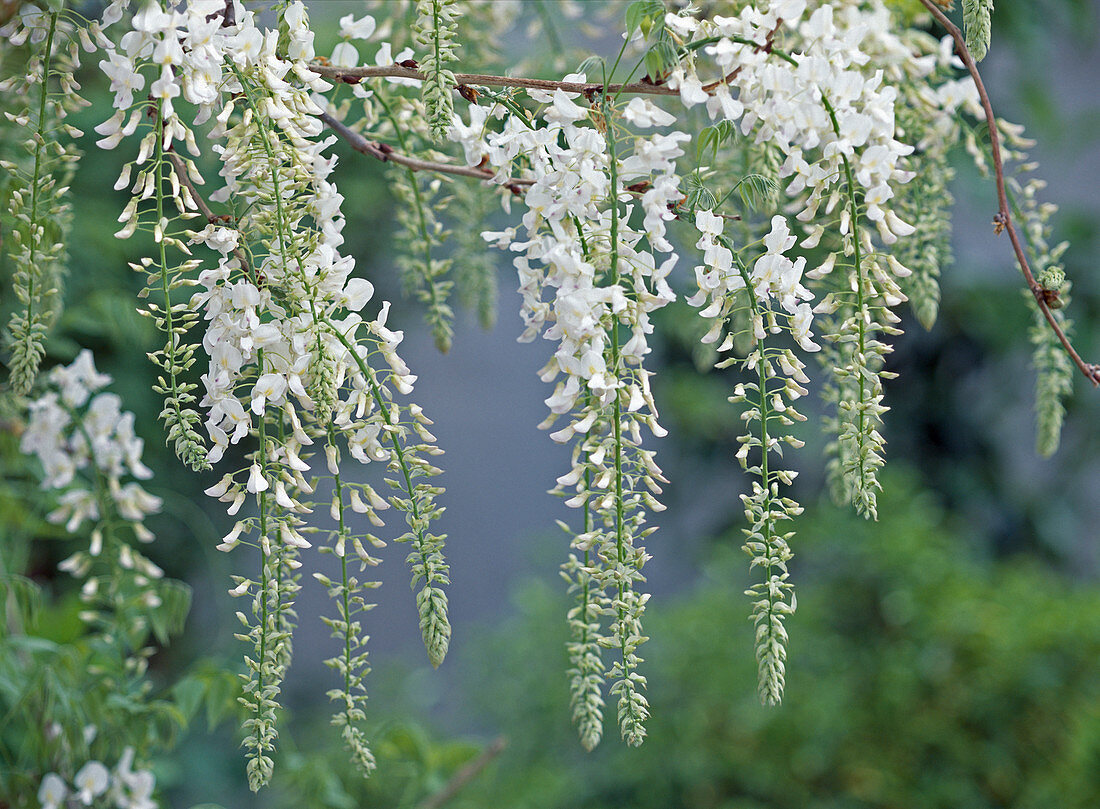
[454,469,1100,809]
[270,721,485,809]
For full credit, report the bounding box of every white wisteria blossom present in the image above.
[37,749,158,809]
[2,0,1090,797]
[459,66,689,747]
[91,0,450,789]
[21,351,161,540]
[37,773,68,809]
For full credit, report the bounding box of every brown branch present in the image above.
[414,736,507,809]
[918,0,1100,385]
[702,20,781,92]
[317,110,533,193]
[164,149,255,276]
[310,62,679,97]
[165,150,214,220]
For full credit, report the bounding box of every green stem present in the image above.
[600,87,631,679]
[475,86,534,125]
[374,92,448,327]
[322,322,439,610]
[821,96,870,494]
[731,253,778,620]
[429,0,448,93]
[326,425,357,728]
[599,76,649,741]
[273,418,289,664]
[254,347,271,736]
[572,226,603,739]
[14,10,58,390]
[151,104,195,447]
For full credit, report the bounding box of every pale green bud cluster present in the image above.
[1,8,85,396]
[993,122,1076,459]
[962,0,995,62]
[393,167,456,352]
[414,0,461,141]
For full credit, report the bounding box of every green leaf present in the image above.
[697,121,738,162]
[736,173,779,212]
[171,675,207,725]
[625,1,646,35]
[33,593,84,644]
[576,55,605,80]
[0,575,42,633]
[149,579,192,645]
[626,0,665,36]
[644,39,677,83]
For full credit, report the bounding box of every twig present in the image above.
[319,112,705,220]
[701,20,781,91]
[918,0,1100,385]
[310,62,679,97]
[164,150,214,220]
[317,111,533,193]
[414,736,507,809]
[164,149,254,276]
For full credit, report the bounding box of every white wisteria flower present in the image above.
[21,351,162,540]
[339,13,376,41]
[37,773,68,809]
[73,761,109,804]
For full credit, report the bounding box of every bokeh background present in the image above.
[9,1,1100,806]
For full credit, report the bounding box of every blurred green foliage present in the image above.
[448,470,1100,809]
[165,470,1100,807]
[271,722,486,809]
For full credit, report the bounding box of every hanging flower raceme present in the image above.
[459,74,688,747]
[18,349,194,785]
[660,0,928,700]
[690,208,813,702]
[94,0,449,788]
[20,349,166,669]
[0,4,90,395]
[22,350,161,546]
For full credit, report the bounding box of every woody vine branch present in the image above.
[316,14,1099,387]
[917,0,1100,385]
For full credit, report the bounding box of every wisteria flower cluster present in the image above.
[460,77,691,747]
[1,0,1090,799]
[0,4,87,396]
[21,350,161,548]
[90,0,449,789]
[12,347,189,805]
[39,749,156,809]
